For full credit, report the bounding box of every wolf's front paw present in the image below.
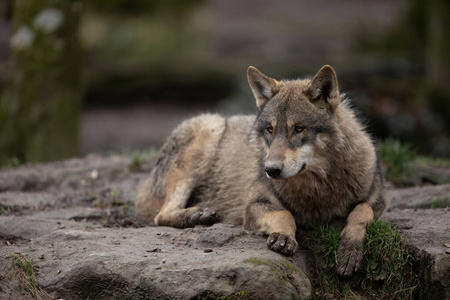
[185,207,218,227]
[267,232,298,256]
[336,237,364,277]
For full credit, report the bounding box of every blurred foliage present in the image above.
[359,0,426,59]
[378,139,417,186]
[81,0,235,106]
[0,0,84,165]
[356,0,450,157]
[88,0,203,15]
[1,0,449,160]
[0,0,13,19]
[378,139,450,186]
[416,155,450,168]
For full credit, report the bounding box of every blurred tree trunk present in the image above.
[0,0,84,165]
[426,0,450,94]
[426,0,450,128]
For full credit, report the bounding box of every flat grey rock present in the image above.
[0,216,102,240]
[386,184,450,209]
[383,208,450,299]
[1,155,449,299]
[3,222,311,300]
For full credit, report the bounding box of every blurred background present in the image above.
[1,0,449,166]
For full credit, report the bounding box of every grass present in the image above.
[305,225,344,298]
[3,156,23,169]
[378,139,417,186]
[306,220,419,299]
[108,148,159,172]
[0,206,9,215]
[361,221,418,299]
[378,139,450,186]
[5,254,51,300]
[10,254,36,288]
[421,197,450,209]
[415,155,450,168]
[109,188,122,198]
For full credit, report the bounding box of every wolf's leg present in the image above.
[245,198,298,256]
[336,174,385,277]
[137,114,226,228]
[154,173,218,228]
[336,195,385,277]
[336,202,373,277]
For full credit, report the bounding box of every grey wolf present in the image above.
[136,65,385,277]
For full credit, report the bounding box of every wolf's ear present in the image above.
[305,65,340,112]
[247,66,280,111]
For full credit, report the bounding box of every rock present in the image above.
[0,155,133,192]
[2,219,311,299]
[416,165,450,185]
[32,207,107,221]
[0,216,102,240]
[386,184,450,209]
[0,191,57,214]
[383,208,450,300]
[1,154,449,299]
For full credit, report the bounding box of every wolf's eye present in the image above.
[294,126,305,133]
[266,125,273,134]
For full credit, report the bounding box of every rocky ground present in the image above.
[0,155,449,299]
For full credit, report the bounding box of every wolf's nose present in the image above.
[265,167,282,178]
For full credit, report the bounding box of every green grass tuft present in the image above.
[5,254,51,300]
[10,254,36,288]
[378,139,417,186]
[0,206,9,215]
[5,156,22,169]
[117,148,159,172]
[361,220,418,299]
[415,155,450,168]
[305,225,346,298]
[421,197,450,209]
[306,220,419,299]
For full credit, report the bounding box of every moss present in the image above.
[242,258,273,267]
[306,220,419,299]
[196,290,251,300]
[243,258,289,283]
[281,260,297,272]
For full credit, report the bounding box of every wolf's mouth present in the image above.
[298,163,307,174]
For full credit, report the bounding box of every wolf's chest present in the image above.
[276,183,353,226]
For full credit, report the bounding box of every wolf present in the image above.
[136,65,385,277]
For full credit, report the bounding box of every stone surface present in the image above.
[383,208,450,300]
[2,219,311,300]
[386,184,450,209]
[0,155,449,299]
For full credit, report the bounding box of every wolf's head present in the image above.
[248,65,343,180]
